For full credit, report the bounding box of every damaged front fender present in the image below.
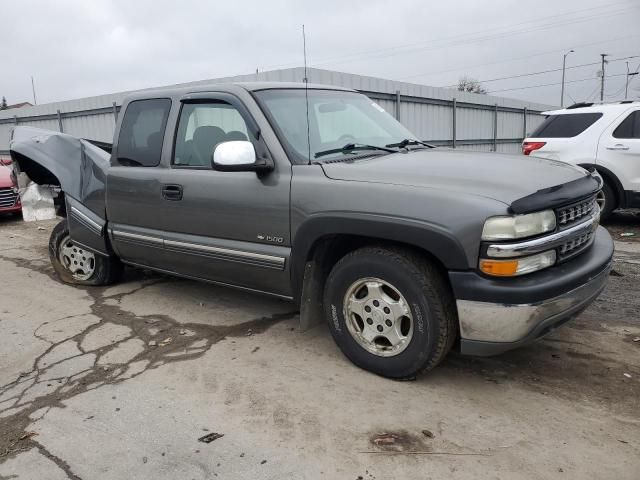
[10,126,113,255]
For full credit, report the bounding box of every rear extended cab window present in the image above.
[115,98,171,167]
[531,112,603,138]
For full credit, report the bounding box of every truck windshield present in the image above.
[254,89,420,163]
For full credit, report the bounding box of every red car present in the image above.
[0,158,21,215]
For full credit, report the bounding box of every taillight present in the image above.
[522,141,546,155]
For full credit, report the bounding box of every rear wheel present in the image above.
[49,220,122,286]
[323,246,457,379]
[596,181,616,221]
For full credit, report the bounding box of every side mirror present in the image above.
[212,141,273,172]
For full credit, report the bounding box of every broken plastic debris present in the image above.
[198,432,224,443]
[623,373,632,378]
[19,182,56,222]
[620,232,636,237]
[633,337,640,342]
[372,433,399,446]
[159,337,173,346]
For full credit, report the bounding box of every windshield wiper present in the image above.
[385,138,435,149]
[314,143,397,159]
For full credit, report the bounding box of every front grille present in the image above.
[558,231,593,259]
[0,187,18,208]
[556,195,597,229]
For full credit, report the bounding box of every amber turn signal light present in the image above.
[479,259,519,276]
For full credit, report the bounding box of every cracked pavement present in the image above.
[0,217,639,479]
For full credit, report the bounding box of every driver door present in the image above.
[108,93,293,297]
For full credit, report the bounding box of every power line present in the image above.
[261,1,637,70]
[489,73,629,93]
[584,83,601,101]
[312,6,639,68]
[441,55,639,87]
[607,62,640,98]
[400,34,640,81]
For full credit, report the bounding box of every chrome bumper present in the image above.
[457,259,611,349]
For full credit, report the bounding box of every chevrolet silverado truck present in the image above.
[9,82,614,379]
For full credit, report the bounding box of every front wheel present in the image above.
[323,246,457,379]
[49,220,123,286]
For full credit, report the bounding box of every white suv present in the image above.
[523,101,640,220]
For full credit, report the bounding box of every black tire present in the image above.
[49,220,123,286]
[598,181,616,222]
[323,246,457,379]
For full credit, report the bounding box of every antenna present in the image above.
[302,24,311,164]
[31,76,37,105]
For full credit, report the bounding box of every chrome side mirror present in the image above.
[212,140,273,172]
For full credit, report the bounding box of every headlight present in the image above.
[481,210,556,241]
[480,250,556,277]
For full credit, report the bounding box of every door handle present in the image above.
[162,184,183,201]
[606,144,629,150]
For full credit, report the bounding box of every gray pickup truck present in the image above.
[10,82,613,378]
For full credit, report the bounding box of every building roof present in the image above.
[0,67,556,121]
[3,102,33,110]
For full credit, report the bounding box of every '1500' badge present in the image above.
[257,234,284,244]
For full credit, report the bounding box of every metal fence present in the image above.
[0,67,553,155]
[361,90,539,153]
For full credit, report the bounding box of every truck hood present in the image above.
[320,148,588,207]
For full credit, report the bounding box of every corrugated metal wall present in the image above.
[0,67,553,155]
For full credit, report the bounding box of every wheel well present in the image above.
[578,163,623,208]
[298,234,458,344]
[300,234,451,310]
[306,234,449,278]
[12,151,67,216]
[12,152,61,187]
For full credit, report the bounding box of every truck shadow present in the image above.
[436,305,640,418]
[602,209,640,240]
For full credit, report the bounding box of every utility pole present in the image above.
[625,62,630,100]
[624,62,639,100]
[560,49,574,107]
[599,54,608,102]
[31,75,37,105]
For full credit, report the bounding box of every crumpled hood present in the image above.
[0,165,15,188]
[320,148,588,206]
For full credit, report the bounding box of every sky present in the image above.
[3,0,640,107]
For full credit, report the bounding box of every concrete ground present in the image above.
[0,215,639,480]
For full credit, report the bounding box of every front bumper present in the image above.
[0,204,21,214]
[450,226,614,356]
